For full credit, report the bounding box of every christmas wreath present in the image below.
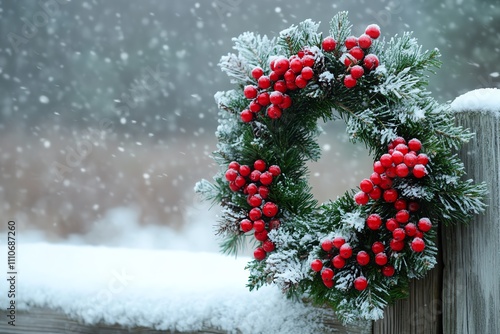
[195,12,486,322]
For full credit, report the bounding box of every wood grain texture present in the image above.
[0,307,372,334]
[372,253,443,334]
[442,109,500,334]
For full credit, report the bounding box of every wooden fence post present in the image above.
[442,88,500,334]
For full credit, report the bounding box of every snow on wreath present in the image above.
[195,11,486,322]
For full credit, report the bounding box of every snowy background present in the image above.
[0,0,499,332]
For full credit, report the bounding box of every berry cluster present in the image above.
[241,50,317,122]
[310,137,433,291]
[354,137,429,206]
[322,24,381,89]
[224,160,281,260]
[310,236,369,290]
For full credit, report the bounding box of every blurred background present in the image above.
[0,0,498,251]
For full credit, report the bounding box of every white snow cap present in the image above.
[11,243,330,334]
[451,88,500,115]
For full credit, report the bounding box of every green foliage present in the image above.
[195,11,487,323]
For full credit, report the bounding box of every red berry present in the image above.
[251,67,264,80]
[225,169,238,181]
[228,161,240,170]
[269,219,280,230]
[249,208,262,221]
[383,188,398,203]
[274,80,287,93]
[370,172,381,185]
[234,175,246,188]
[269,71,280,82]
[284,69,296,82]
[240,109,253,122]
[262,202,278,217]
[332,255,346,269]
[323,279,334,288]
[354,191,369,205]
[356,251,370,266]
[392,227,406,241]
[333,237,346,249]
[395,163,409,178]
[278,95,292,109]
[258,76,271,89]
[408,138,422,152]
[394,199,407,211]
[290,58,303,74]
[274,58,290,75]
[248,195,262,207]
[365,24,381,39]
[404,153,417,168]
[411,237,425,252]
[269,91,284,105]
[344,36,358,49]
[322,36,337,52]
[373,161,386,174]
[259,171,273,185]
[405,223,418,237]
[363,54,379,70]
[250,170,261,182]
[390,238,405,251]
[395,143,409,155]
[379,174,393,190]
[369,186,382,200]
[254,247,266,261]
[254,229,268,241]
[249,100,261,113]
[385,218,398,232]
[270,59,276,71]
[321,268,334,281]
[321,239,334,252]
[375,252,388,266]
[297,50,305,58]
[339,244,353,259]
[246,183,258,195]
[311,259,323,272]
[366,214,382,230]
[239,165,251,176]
[413,164,427,178]
[358,34,372,49]
[415,230,424,239]
[268,165,281,176]
[349,47,365,60]
[386,166,397,178]
[257,92,270,106]
[240,219,253,232]
[372,241,385,254]
[360,179,374,193]
[229,182,240,192]
[354,277,368,291]
[295,75,308,88]
[391,150,404,164]
[258,186,269,199]
[417,154,429,165]
[254,159,266,171]
[301,67,314,80]
[344,75,357,88]
[244,85,258,99]
[344,55,356,67]
[350,65,364,79]
[395,210,410,223]
[262,240,275,252]
[380,154,393,167]
[408,201,420,212]
[392,137,406,146]
[302,55,315,67]
[253,219,266,232]
[267,106,282,119]
[382,265,395,277]
[418,218,432,232]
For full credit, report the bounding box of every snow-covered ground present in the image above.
[8,242,329,334]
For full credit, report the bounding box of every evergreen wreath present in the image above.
[195,12,487,322]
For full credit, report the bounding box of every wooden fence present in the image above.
[2,90,499,334]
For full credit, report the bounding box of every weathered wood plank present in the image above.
[442,105,500,334]
[0,307,371,334]
[372,252,442,334]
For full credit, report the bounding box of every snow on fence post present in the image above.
[442,88,500,334]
